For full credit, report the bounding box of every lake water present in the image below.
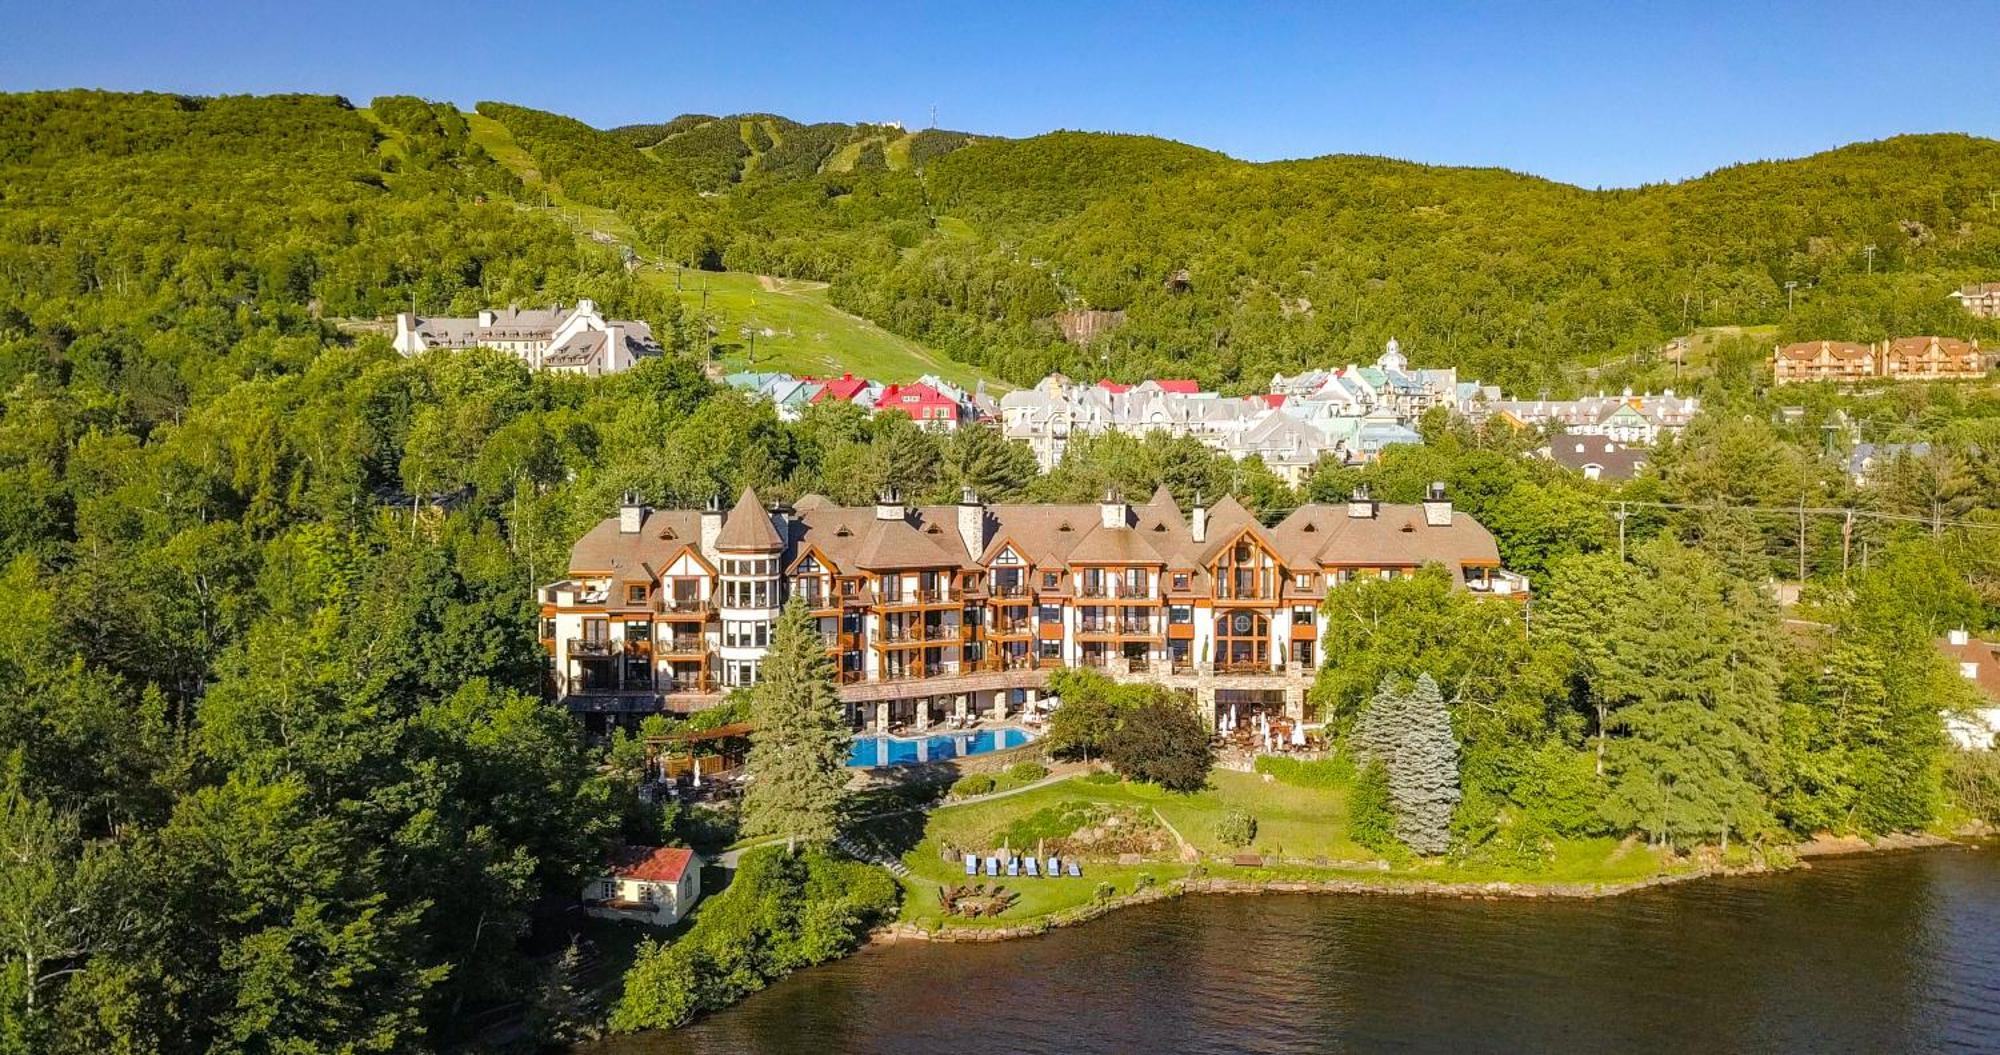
[845,727,1032,768]
[587,846,2000,1054]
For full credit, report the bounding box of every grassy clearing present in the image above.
[884,771,1684,930]
[466,112,994,388]
[638,267,998,387]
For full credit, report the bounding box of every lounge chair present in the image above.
[985,857,998,876]
[1006,857,1020,877]
[1046,856,1059,877]
[1025,856,1040,877]
[1066,861,1082,877]
[964,854,978,876]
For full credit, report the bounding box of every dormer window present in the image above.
[626,584,648,605]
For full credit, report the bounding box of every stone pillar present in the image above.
[916,698,931,731]
[1284,683,1306,722]
[954,693,969,720]
[876,700,890,732]
[1198,684,1218,731]
[991,691,1007,722]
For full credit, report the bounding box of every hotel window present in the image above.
[583,618,608,644]
[1038,605,1062,624]
[879,576,903,602]
[1123,568,1146,597]
[1169,606,1192,625]
[1042,571,1060,589]
[1294,573,1316,590]
[1172,572,1190,591]
[540,618,557,640]
[626,583,648,605]
[1037,639,1062,660]
[1292,607,1316,627]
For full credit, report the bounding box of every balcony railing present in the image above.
[567,638,614,657]
[655,596,712,616]
[657,637,707,657]
[662,673,718,695]
[990,582,1032,599]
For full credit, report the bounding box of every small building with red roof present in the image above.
[874,381,963,430]
[1155,379,1201,394]
[1094,379,1131,394]
[584,845,703,926]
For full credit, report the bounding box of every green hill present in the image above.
[469,101,2000,393]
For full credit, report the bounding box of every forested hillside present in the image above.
[468,101,2000,392]
[3,89,2000,1050]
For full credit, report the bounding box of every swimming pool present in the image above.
[846,727,1033,768]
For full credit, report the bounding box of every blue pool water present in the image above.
[845,727,1033,767]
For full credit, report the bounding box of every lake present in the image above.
[586,846,2000,1054]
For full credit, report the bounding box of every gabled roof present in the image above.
[715,487,782,551]
[608,845,696,883]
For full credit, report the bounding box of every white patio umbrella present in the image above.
[1291,722,1306,747]
[1228,703,1238,732]
[691,762,702,788]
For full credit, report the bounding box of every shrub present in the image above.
[1005,761,1049,785]
[1945,750,2000,825]
[1349,760,1395,853]
[1077,772,1120,786]
[1253,755,1354,789]
[1106,697,1214,792]
[1094,882,1115,901]
[1214,808,1258,848]
[950,773,995,798]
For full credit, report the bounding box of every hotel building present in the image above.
[539,486,1526,732]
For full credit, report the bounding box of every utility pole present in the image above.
[1864,244,1877,274]
[1615,501,1629,563]
[1785,280,1799,311]
[1841,508,1854,583]
[1797,498,1807,584]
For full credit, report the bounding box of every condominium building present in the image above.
[1948,283,2000,320]
[391,298,661,375]
[1772,337,1986,385]
[539,484,1525,732]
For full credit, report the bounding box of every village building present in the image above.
[583,845,702,927]
[1940,629,2000,749]
[1948,283,2000,320]
[1543,439,1650,481]
[874,381,963,430]
[539,484,1526,734]
[391,299,661,375]
[1464,390,1697,445]
[1772,340,1877,385]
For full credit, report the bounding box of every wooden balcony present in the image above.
[567,638,614,657]
[655,597,713,618]
[656,638,708,658]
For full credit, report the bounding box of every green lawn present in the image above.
[885,771,1685,931]
[637,268,999,388]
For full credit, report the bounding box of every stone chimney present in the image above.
[477,308,496,327]
[618,492,646,534]
[1192,493,1208,543]
[1347,485,1377,520]
[1422,482,1452,527]
[875,487,906,522]
[1949,628,1971,647]
[769,501,794,556]
[1099,488,1128,530]
[957,487,985,561]
[699,494,724,562]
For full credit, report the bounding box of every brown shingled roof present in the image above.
[715,487,782,551]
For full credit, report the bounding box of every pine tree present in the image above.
[742,598,851,850]
[1389,673,1461,855]
[1350,676,1406,762]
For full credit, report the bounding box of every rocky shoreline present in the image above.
[875,832,1983,945]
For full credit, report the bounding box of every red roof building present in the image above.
[609,844,697,883]
[875,382,962,428]
[814,373,874,403]
[1156,379,1201,394]
[1095,380,1131,394]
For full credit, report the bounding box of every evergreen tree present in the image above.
[742,598,850,850]
[1388,674,1461,855]
[1598,541,1781,850]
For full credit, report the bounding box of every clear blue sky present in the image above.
[9,0,1997,188]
